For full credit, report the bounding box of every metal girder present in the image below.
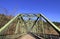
[40,14,60,34]
[0,14,60,35]
[0,14,20,34]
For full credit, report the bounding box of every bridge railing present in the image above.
[0,14,60,39]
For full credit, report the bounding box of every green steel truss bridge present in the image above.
[0,14,60,39]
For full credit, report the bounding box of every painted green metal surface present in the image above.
[0,14,20,34]
[0,14,60,35]
[40,14,60,33]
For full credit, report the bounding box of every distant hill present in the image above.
[0,14,13,28]
[0,14,60,28]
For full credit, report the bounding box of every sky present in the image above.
[0,0,60,22]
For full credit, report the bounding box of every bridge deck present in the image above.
[0,33,60,39]
[17,33,42,39]
[20,34,36,39]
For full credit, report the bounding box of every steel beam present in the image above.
[0,14,20,34]
[40,14,60,34]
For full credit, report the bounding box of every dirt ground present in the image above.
[19,34,36,39]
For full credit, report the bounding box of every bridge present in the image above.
[0,14,60,39]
